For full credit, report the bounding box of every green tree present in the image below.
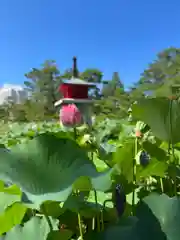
[9,103,27,122]
[61,67,103,82]
[23,99,47,122]
[0,105,9,122]
[95,72,132,120]
[24,60,61,118]
[137,47,180,97]
[81,68,103,99]
[102,72,124,97]
[80,68,103,83]
[61,68,74,80]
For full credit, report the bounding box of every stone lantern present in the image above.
[54,57,96,127]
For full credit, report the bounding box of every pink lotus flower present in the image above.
[59,104,83,127]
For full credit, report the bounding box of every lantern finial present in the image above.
[54,56,96,107]
[72,56,78,78]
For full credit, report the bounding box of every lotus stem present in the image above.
[73,129,84,239]
[132,137,138,215]
[41,205,53,232]
[169,99,177,195]
[92,217,95,230]
[159,177,164,193]
[78,212,84,240]
[93,189,100,232]
[100,209,104,231]
[73,127,77,139]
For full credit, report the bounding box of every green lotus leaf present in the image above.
[0,133,112,207]
[0,202,27,235]
[132,98,180,143]
[61,190,113,218]
[0,191,21,215]
[93,194,180,240]
[135,193,180,240]
[113,139,135,183]
[0,216,60,240]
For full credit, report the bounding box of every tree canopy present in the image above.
[2,47,180,122]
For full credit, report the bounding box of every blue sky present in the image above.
[1,0,180,88]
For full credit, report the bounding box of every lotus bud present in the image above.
[59,104,83,127]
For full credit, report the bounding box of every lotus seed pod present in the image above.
[59,104,83,127]
[112,183,126,218]
[140,150,150,166]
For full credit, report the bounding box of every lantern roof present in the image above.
[62,77,96,86]
[54,56,96,107]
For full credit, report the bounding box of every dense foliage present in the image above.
[0,96,180,239]
[1,47,180,239]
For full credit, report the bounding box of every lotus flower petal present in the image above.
[59,104,83,127]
